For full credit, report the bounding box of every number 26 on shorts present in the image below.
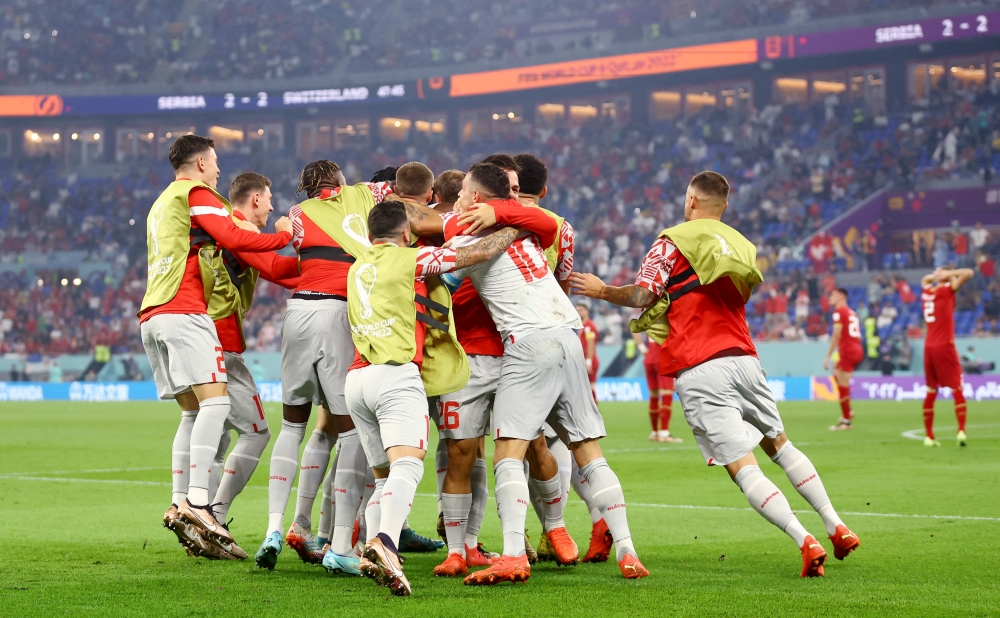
[437,401,460,430]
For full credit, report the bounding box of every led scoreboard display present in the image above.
[760,9,1000,60]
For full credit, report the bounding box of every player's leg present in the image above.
[170,407,198,508]
[465,437,493,561]
[954,387,968,446]
[923,350,941,446]
[317,446,339,548]
[292,406,336,536]
[357,364,429,597]
[431,400,447,539]
[658,376,683,443]
[830,364,854,431]
[435,437,477,575]
[257,303,318,568]
[572,452,612,563]
[678,355,825,577]
[940,347,968,446]
[209,428,232,504]
[645,362,660,441]
[526,433,577,565]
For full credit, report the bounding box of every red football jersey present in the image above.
[579,319,598,357]
[923,284,956,347]
[452,279,504,357]
[832,305,863,358]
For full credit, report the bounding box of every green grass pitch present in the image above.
[1,399,998,617]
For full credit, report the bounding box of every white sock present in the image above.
[318,449,339,541]
[188,396,230,506]
[171,410,197,505]
[551,439,572,509]
[294,429,333,532]
[378,456,424,549]
[442,493,472,556]
[435,439,448,514]
[357,468,376,546]
[266,419,306,535]
[494,458,530,557]
[579,457,635,560]
[465,458,488,547]
[571,457,601,524]
[209,429,232,503]
[735,465,810,547]
[364,477,386,543]
[213,429,269,522]
[771,442,844,536]
[529,473,566,532]
[331,430,368,554]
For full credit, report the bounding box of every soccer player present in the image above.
[576,304,599,400]
[448,163,648,584]
[824,288,864,431]
[432,170,465,214]
[921,267,974,447]
[144,135,292,557]
[571,171,859,577]
[431,178,570,577]
[346,200,519,596]
[635,334,683,443]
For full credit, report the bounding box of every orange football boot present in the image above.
[582,519,612,563]
[465,543,495,567]
[829,525,860,560]
[463,554,531,586]
[545,527,580,566]
[800,535,827,577]
[618,554,650,579]
[433,552,469,577]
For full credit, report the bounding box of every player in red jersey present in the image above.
[824,288,864,431]
[635,334,683,443]
[576,304,599,400]
[921,267,974,447]
[572,171,859,577]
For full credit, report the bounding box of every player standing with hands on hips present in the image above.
[570,171,860,577]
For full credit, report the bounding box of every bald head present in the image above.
[684,171,730,221]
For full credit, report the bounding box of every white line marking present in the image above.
[0,466,166,478]
[901,423,1000,440]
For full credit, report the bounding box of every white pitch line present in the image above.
[0,466,166,478]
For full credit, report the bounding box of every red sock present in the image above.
[838,394,853,421]
[648,396,659,432]
[954,390,967,432]
[659,392,673,431]
[923,391,937,440]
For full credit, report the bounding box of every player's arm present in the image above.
[631,332,648,355]
[403,200,445,238]
[942,268,974,291]
[555,221,576,295]
[454,227,520,270]
[824,321,842,371]
[192,191,291,252]
[569,276,658,308]
[236,251,301,289]
[458,200,558,248]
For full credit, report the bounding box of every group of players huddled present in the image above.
[141,134,860,597]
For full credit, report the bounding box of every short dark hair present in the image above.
[479,153,519,173]
[689,171,730,199]
[395,162,434,196]
[514,153,547,196]
[834,287,849,297]
[466,163,510,200]
[168,134,214,171]
[229,172,271,205]
[368,200,409,240]
[433,170,465,204]
[370,166,397,183]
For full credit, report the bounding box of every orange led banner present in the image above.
[450,39,758,97]
[0,95,65,116]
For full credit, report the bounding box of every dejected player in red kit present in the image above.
[920,267,974,447]
[576,304,599,400]
[634,333,682,443]
[824,288,864,431]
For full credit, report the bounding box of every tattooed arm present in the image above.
[568,273,658,308]
[403,200,446,238]
[455,227,519,270]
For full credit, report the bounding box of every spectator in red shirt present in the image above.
[953,228,970,267]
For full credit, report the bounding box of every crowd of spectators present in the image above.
[3,84,1000,358]
[3,0,994,86]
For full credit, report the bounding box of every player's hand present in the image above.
[569,272,606,299]
[823,357,830,371]
[274,216,293,235]
[459,203,497,235]
[234,218,260,233]
[639,344,648,355]
[585,357,593,371]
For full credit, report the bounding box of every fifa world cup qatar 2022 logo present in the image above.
[355,264,377,319]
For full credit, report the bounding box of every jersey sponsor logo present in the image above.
[342,213,372,249]
[354,263,378,319]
